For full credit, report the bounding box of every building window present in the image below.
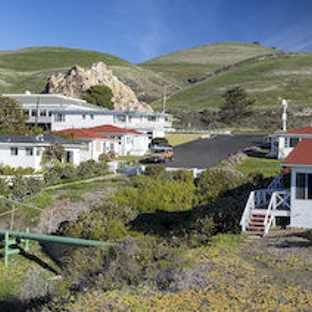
[285,137,300,148]
[82,114,86,119]
[110,143,115,151]
[40,109,47,117]
[26,147,33,156]
[90,114,94,120]
[147,116,157,122]
[116,115,126,122]
[296,173,312,200]
[11,147,18,156]
[55,113,65,122]
[31,109,38,117]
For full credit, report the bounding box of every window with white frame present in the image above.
[296,173,312,200]
[285,137,300,148]
[11,147,18,156]
[26,147,33,156]
[40,109,47,117]
[54,113,65,122]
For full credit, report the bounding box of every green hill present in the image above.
[0,46,174,103]
[1,43,312,124]
[157,52,312,111]
[140,42,280,84]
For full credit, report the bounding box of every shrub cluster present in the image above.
[44,160,107,185]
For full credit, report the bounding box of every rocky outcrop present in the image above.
[44,62,153,112]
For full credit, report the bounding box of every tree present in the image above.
[83,85,114,109]
[42,142,66,166]
[0,96,29,134]
[219,86,255,124]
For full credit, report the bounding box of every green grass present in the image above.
[56,191,86,202]
[235,156,281,177]
[166,133,202,146]
[162,52,312,111]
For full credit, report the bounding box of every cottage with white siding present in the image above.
[268,125,312,160]
[56,128,118,161]
[0,134,81,171]
[241,138,312,236]
[86,124,149,156]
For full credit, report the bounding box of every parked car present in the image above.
[148,147,174,163]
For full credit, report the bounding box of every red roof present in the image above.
[276,125,312,136]
[283,138,312,166]
[57,128,116,140]
[87,124,146,135]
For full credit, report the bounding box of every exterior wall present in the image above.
[51,113,114,131]
[0,145,41,170]
[112,135,148,156]
[131,136,149,156]
[0,144,81,171]
[277,137,294,160]
[290,166,312,228]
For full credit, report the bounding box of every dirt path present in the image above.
[239,228,312,291]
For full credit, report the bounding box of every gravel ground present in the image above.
[240,228,312,291]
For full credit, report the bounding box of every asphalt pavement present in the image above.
[164,134,266,169]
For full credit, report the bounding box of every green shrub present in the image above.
[195,168,247,204]
[60,164,77,180]
[11,175,28,199]
[26,177,44,196]
[43,168,61,185]
[61,236,188,294]
[0,178,8,194]
[145,165,166,176]
[151,137,169,145]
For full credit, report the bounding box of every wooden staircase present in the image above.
[240,173,291,237]
[245,211,270,236]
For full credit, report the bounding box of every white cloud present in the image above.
[264,18,312,51]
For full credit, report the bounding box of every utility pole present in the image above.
[281,98,288,131]
[162,85,167,114]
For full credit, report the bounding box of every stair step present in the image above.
[246,230,264,236]
[248,221,264,227]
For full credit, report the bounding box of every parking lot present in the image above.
[163,134,266,169]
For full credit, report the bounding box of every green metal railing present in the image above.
[0,228,113,266]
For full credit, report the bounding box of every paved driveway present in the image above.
[164,134,266,169]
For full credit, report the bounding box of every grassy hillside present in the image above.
[140,42,280,84]
[0,46,175,103]
[154,52,312,112]
[1,44,312,124]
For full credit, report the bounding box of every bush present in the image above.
[26,177,44,196]
[151,137,169,145]
[195,168,247,204]
[0,178,8,194]
[60,164,77,180]
[43,167,61,185]
[11,175,28,199]
[145,165,166,176]
[62,236,188,294]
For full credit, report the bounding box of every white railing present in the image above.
[263,190,291,235]
[240,191,255,231]
[268,173,284,191]
[240,187,289,233]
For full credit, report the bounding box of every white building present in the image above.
[4,93,173,138]
[268,125,312,160]
[56,128,118,161]
[241,138,312,236]
[0,134,81,171]
[85,124,149,156]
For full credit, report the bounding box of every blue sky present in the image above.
[1,0,312,63]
